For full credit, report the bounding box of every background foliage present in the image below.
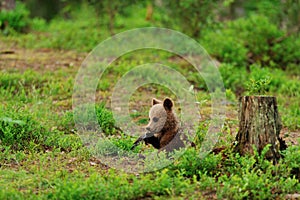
[0,0,299,199]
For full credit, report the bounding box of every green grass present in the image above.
[0,3,299,199]
[1,42,299,199]
[1,52,299,199]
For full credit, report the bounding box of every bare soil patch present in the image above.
[0,40,86,72]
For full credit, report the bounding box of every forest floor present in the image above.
[1,38,299,199]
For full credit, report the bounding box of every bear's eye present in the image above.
[153,117,159,122]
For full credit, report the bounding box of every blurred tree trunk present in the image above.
[24,0,61,21]
[229,0,245,19]
[108,10,115,36]
[234,96,287,163]
[145,3,153,21]
[105,3,117,36]
[0,0,15,11]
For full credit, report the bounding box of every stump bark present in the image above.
[234,96,286,163]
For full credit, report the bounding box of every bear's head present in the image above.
[145,97,176,134]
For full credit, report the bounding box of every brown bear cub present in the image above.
[131,97,185,152]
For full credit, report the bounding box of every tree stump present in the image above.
[234,96,286,163]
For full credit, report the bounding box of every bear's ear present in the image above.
[152,98,162,105]
[163,98,173,111]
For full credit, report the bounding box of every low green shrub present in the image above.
[219,63,247,94]
[169,148,222,178]
[215,145,300,199]
[0,105,83,152]
[30,17,47,31]
[0,2,30,34]
[47,169,192,200]
[0,106,49,151]
[219,63,300,97]
[246,75,271,95]
[66,103,116,135]
[95,104,116,135]
[272,35,300,70]
[201,28,248,66]
[249,65,300,97]
[282,143,300,179]
[57,110,74,133]
[280,100,300,130]
[45,130,82,152]
[110,133,138,152]
[201,15,300,69]
[228,15,283,64]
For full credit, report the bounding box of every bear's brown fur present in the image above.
[132,97,184,151]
